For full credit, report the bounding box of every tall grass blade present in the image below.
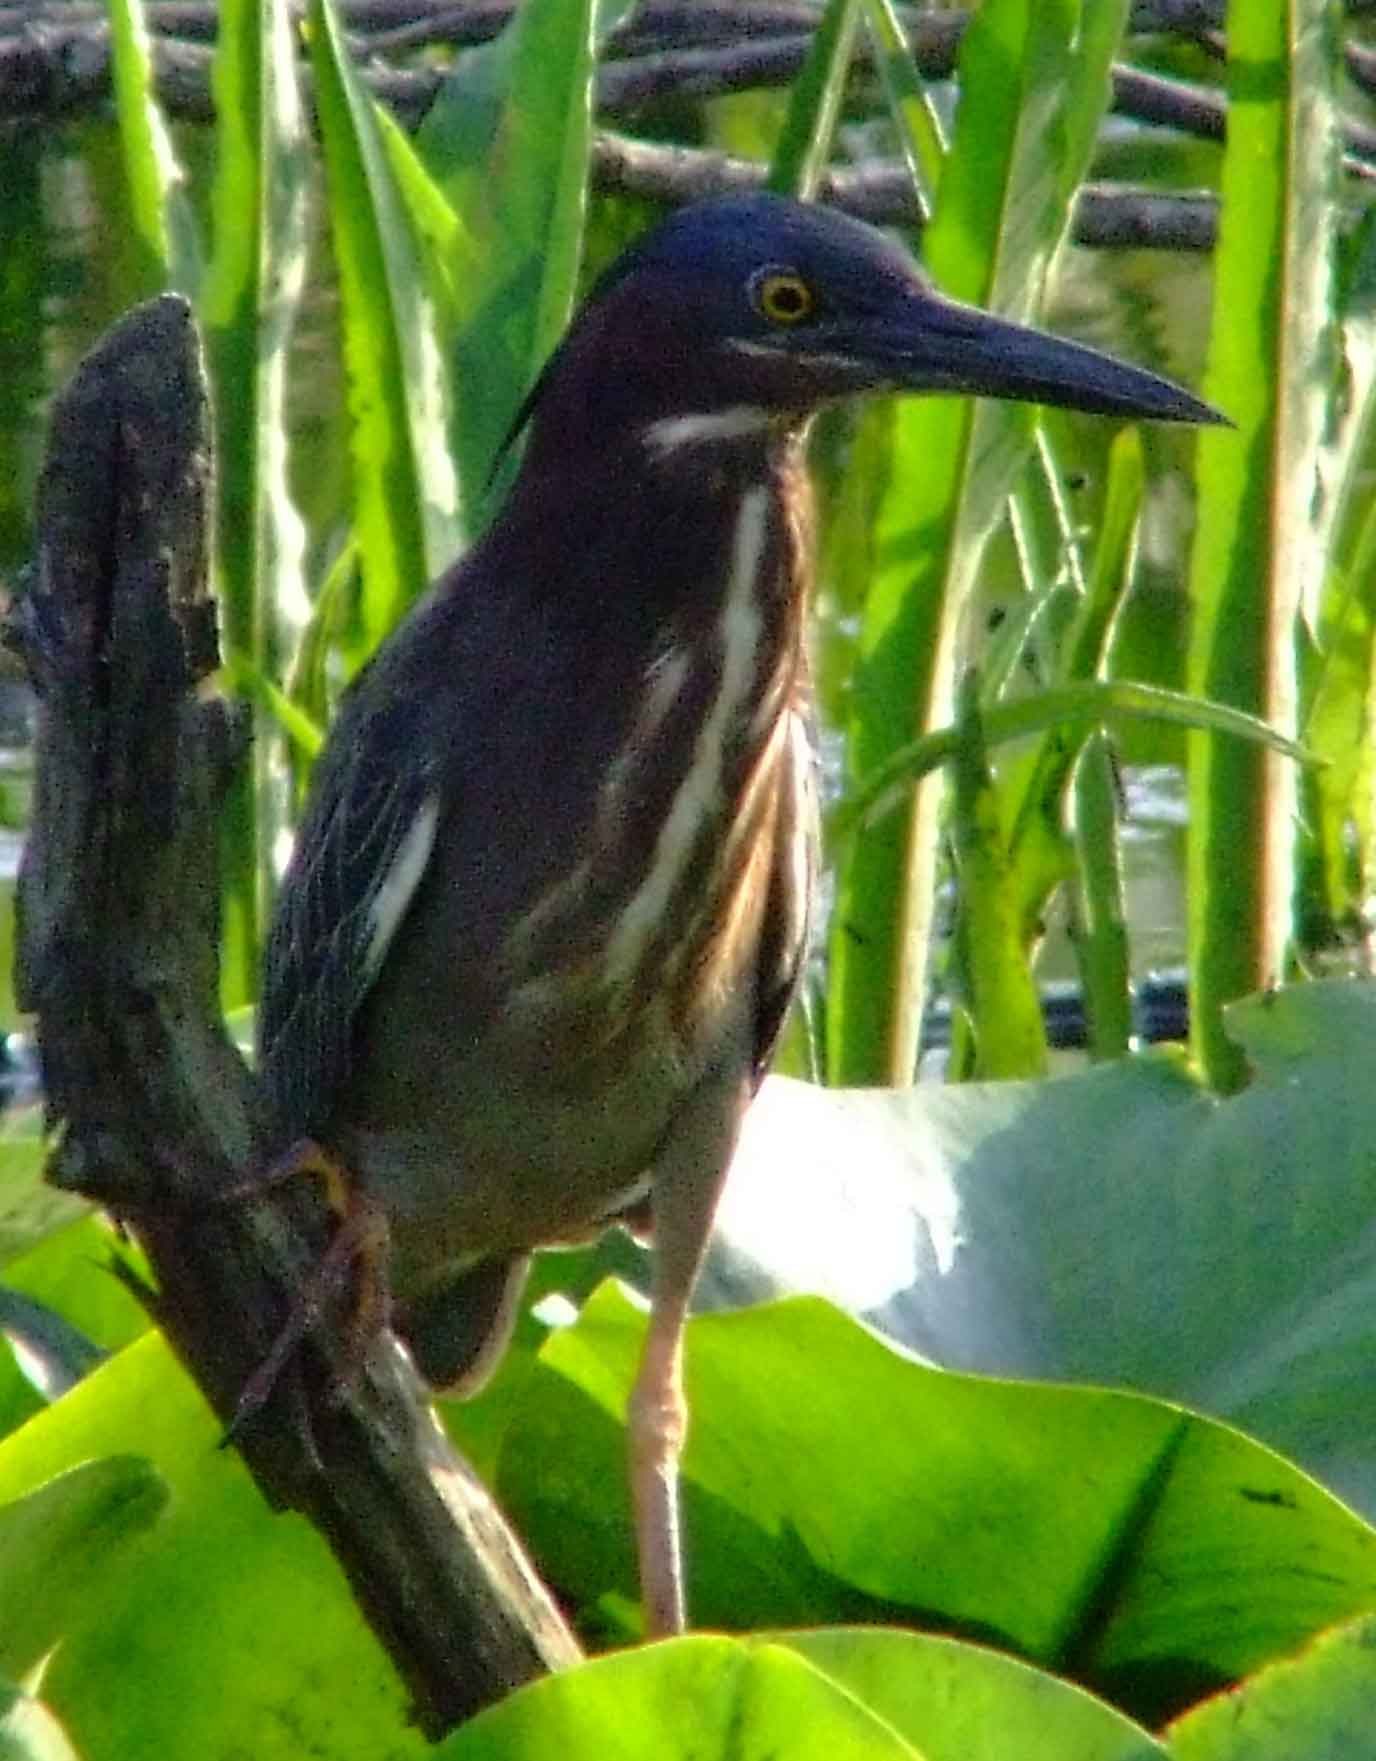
[767,0,865,200]
[947,672,1048,1079]
[1185,0,1343,1090]
[1001,428,1145,949]
[1070,730,1132,1061]
[861,0,947,213]
[107,0,201,296]
[202,0,311,1004]
[1297,211,1376,944]
[837,678,1312,838]
[827,0,1128,1084]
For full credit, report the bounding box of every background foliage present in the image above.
[3,0,1376,1752]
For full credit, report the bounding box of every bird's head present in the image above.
[510,192,1222,463]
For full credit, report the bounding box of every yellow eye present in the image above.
[752,269,815,325]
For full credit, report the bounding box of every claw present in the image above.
[225,1143,391,1436]
[218,1135,352,1208]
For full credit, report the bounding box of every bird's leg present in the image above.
[229,1140,391,1433]
[629,1069,750,1638]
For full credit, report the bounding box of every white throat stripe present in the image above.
[643,407,772,457]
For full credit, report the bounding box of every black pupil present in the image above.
[770,279,806,316]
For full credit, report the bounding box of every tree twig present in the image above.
[5,294,581,1739]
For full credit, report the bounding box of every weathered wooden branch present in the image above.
[5,294,581,1738]
[593,135,1222,252]
[5,0,1373,241]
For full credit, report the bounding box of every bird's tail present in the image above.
[396,1253,532,1395]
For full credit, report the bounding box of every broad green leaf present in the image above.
[308,0,462,660]
[499,1281,1376,1724]
[787,1630,1164,1761]
[202,0,311,1003]
[0,1337,425,1759]
[419,0,624,507]
[0,1456,167,1682]
[1168,1613,1376,1757]
[444,1636,925,1759]
[445,1628,1167,1759]
[0,1345,43,1444]
[1185,0,1343,1088]
[106,0,201,296]
[829,0,1130,1083]
[701,980,1376,1527]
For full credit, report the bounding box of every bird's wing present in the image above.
[257,679,443,1142]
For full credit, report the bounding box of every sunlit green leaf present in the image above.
[106,0,201,296]
[0,1456,168,1684]
[419,0,625,509]
[309,0,462,658]
[202,0,312,1003]
[0,1339,424,1758]
[1168,1613,1376,1757]
[704,981,1376,1527]
[500,1278,1376,1724]
[767,0,865,201]
[442,1635,924,1760]
[788,1630,1164,1761]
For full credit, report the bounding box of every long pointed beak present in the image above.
[838,285,1225,426]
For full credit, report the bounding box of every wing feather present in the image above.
[257,678,442,1142]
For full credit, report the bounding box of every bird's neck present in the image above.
[470,416,816,1034]
[508,412,815,641]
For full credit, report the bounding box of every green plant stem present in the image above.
[1069,730,1132,1061]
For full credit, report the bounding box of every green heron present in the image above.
[256,192,1220,1635]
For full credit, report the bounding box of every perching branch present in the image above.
[5,295,581,1738]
